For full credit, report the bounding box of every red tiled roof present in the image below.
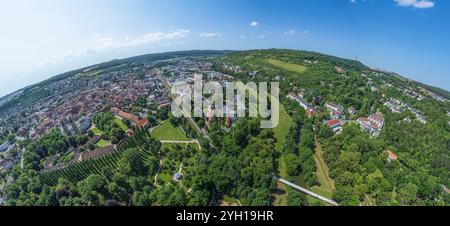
[137,119,149,128]
[387,150,398,160]
[118,110,139,124]
[326,119,340,127]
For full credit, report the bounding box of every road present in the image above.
[276,177,339,206]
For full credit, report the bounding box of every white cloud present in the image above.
[284,30,296,36]
[92,29,191,50]
[199,32,222,38]
[256,34,265,39]
[241,35,246,39]
[32,29,191,70]
[394,0,435,9]
[250,21,259,27]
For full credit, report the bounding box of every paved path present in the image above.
[159,140,202,151]
[276,177,339,206]
[19,148,25,169]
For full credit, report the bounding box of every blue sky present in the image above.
[1,0,449,97]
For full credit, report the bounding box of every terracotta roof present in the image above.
[326,119,340,127]
[118,110,139,124]
[137,119,149,128]
[387,150,398,160]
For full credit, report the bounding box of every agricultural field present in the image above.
[151,121,190,141]
[41,130,160,185]
[267,59,307,74]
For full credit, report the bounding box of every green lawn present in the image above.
[114,117,128,131]
[91,127,103,136]
[97,139,111,148]
[151,121,190,141]
[307,140,335,205]
[273,105,293,152]
[272,105,293,206]
[268,59,307,74]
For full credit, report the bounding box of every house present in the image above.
[325,119,342,133]
[288,94,318,117]
[111,107,120,114]
[118,110,139,124]
[387,150,398,162]
[357,112,384,137]
[77,117,92,133]
[0,158,14,172]
[0,141,10,153]
[335,66,344,73]
[326,102,344,119]
[137,119,150,130]
[325,102,344,114]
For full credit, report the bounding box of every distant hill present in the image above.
[1,49,447,110]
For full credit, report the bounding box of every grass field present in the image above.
[307,140,335,205]
[272,105,293,206]
[96,139,111,148]
[91,127,103,136]
[151,121,190,141]
[268,59,307,74]
[114,117,128,131]
[273,105,293,152]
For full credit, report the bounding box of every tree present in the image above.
[334,185,360,206]
[284,153,301,176]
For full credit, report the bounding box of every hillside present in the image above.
[1,49,448,207]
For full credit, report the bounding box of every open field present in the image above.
[268,59,307,74]
[91,127,103,136]
[151,121,190,141]
[97,139,111,148]
[307,140,335,205]
[114,117,128,131]
[273,105,293,152]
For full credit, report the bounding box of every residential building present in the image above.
[325,119,342,133]
[325,102,344,119]
[387,150,398,163]
[0,141,9,152]
[357,112,384,137]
